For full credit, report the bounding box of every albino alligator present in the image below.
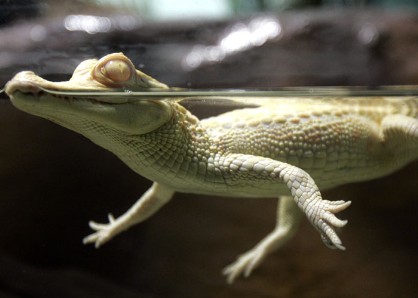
[5,53,418,283]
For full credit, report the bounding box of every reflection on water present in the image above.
[183,16,282,70]
[64,14,138,34]
[2,85,418,99]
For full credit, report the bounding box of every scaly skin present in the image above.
[5,53,418,283]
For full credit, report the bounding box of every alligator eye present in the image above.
[92,53,137,87]
[101,60,132,82]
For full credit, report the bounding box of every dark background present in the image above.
[0,1,417,297]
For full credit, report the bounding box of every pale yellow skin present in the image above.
[5,53,418,283]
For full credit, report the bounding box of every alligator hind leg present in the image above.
[222,196,303,284]
[381,114,418,148]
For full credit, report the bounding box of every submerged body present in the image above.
[5,53,418,283]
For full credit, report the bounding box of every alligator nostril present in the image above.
[5,79,42,97]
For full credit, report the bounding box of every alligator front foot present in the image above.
[313,199,351,250]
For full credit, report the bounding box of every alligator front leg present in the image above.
[221,154,351,282]
[83,182,174,247]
